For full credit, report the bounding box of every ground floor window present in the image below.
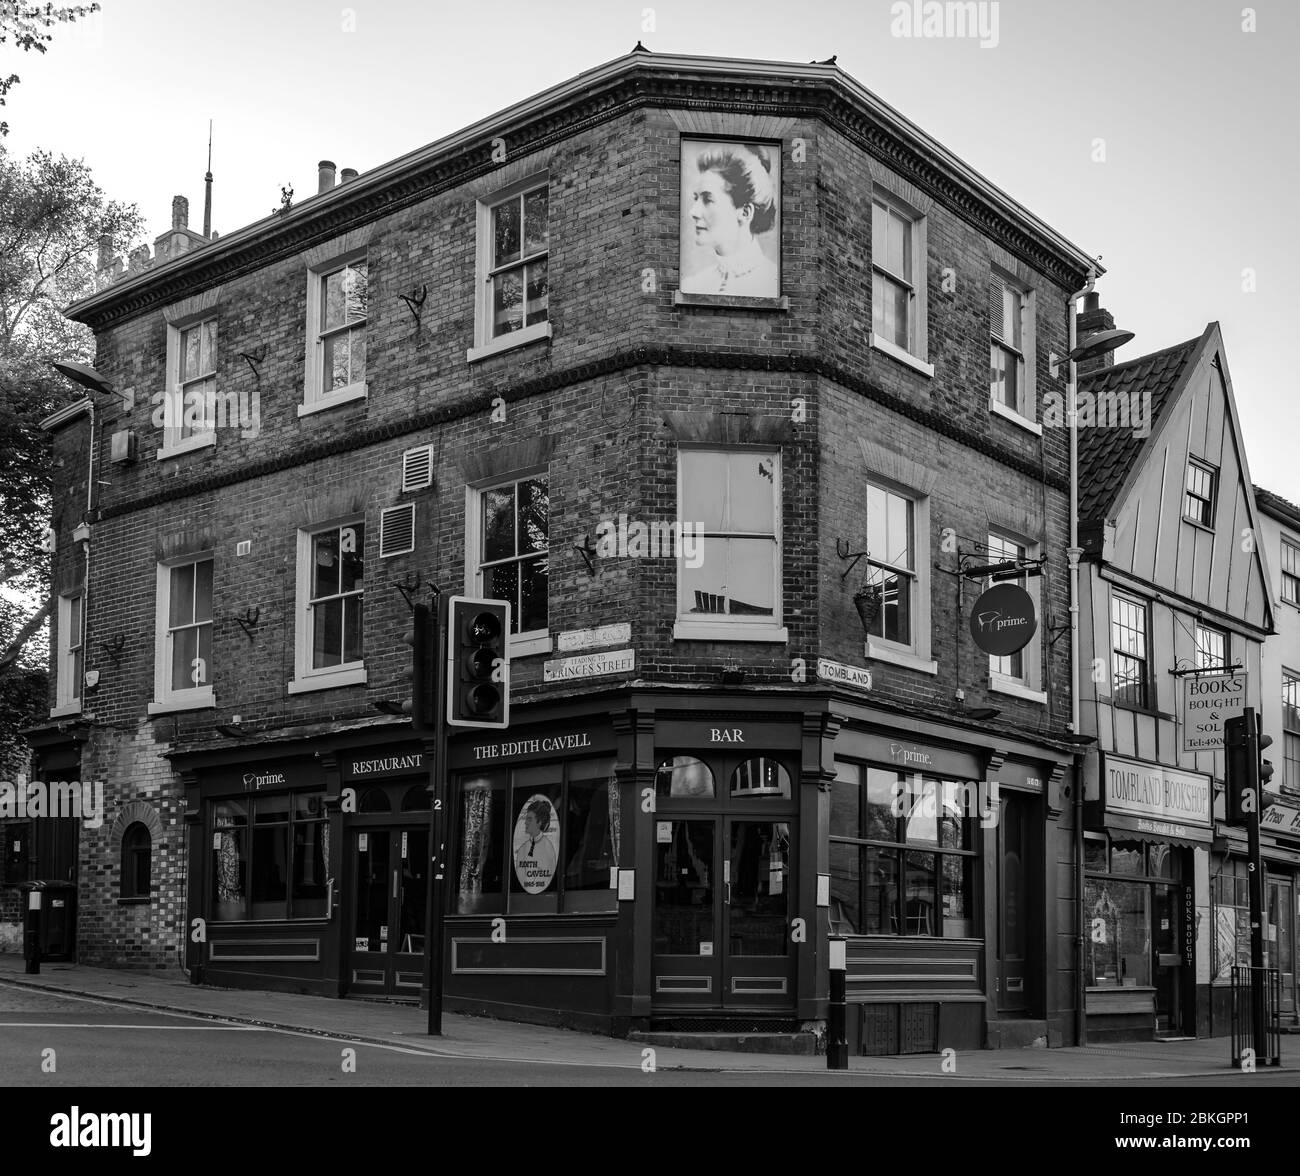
[1213,860,1296,996]
[1085,836,1184,988]
[829,761,977,938]
[454,757,618,915]
[210,791,328,920]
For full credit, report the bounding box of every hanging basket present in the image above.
[853,587,882,633]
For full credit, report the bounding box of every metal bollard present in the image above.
[828,934,848,1070]
[24,887,42,975]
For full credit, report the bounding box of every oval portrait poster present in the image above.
[512,793,560,894]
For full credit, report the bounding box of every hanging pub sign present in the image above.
[968,583,1037,656]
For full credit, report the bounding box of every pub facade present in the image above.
[28,50,1098,1052]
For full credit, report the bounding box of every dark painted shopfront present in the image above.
[1083,753,1209,1042]
[177,692,1077,1050]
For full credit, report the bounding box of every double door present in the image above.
[348,826,428,996]
[652,817,795,1009]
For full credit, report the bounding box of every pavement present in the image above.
[0,951,1295,1082]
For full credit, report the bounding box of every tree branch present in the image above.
[0,596,51,670]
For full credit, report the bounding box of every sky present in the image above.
[4,0,1298,498]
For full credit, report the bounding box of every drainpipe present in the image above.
[1068,268,1095,1048]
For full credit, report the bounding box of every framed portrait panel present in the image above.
[680,138,781,298]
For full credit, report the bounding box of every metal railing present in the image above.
[1230,965,1281,1068]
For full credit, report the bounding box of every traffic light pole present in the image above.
[1245,710,1268,1060]
[422,589,451,1036]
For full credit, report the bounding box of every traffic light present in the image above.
[400,603,436,732]
[1225,712,1255,823]
[447,596,510,729]
[1259,727,1275,794]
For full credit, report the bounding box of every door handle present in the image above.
[393,869,399,900]
[725,881,731,905]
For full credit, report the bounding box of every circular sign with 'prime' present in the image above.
[969,583,1038,656]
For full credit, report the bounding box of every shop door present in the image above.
[996,794,1027,1012]
[348,827,428,997]
[651,818,795,1010]
[1268,879,1295,1017]
[1153,884,1187,1035]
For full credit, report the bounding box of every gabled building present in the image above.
[21,50,1101,1052]
[1075,319,1281,1040]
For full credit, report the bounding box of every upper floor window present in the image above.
[1284,670,1300,790]
[303,255,367,414]
[469,177,551,361]
[862,482,914,647]
[54,592,83,714]
[675,449,785,643]
[121,823,151,900]
[1281,538,1300,606]
[1111,591,1150,709]
[985,532,1044,701]
[1183,458,1217,527]
[988,274,1037,430]
[151,556,214,712]
[471,474,549,644]
[1194,621,1228,670]
[289,521,367,693]
[871,190,931,376]
[162,318,217,457]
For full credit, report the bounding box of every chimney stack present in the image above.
[1076,291,1118,375]
[172,195,189,230]
[98,233,114,271]
[317,160,337,194]
[340,167,358,184]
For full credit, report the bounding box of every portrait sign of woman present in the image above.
[512,794,560,894]
[680,139,781,298]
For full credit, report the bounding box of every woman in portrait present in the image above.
[682,142,780,297]
[513,796,558,891]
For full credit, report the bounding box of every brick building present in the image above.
[21,50,1100,1052]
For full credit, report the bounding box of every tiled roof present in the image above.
[1076,336,1202,524]
[1255,484,1300,529]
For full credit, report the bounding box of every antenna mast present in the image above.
[203,120,213,239]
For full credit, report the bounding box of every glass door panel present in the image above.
[394,828,428,993]
[723,819,795,1007]
[652,819,719,1005]
[351,829,392,992]
[1153,884,1183,1034]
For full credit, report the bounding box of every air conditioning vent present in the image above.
[110,429,137,464]
[402,445,434,492]
[380,503,415,558]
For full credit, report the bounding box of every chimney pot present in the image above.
[340,167,358,184]
[172,195,189,230]
[317,160,337,194]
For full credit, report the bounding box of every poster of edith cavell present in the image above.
[680,138,781,298]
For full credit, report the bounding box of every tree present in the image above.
[0,142,140,764]
[0,2,101,137]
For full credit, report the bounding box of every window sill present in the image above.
[1111,700,1176,721]
[871,334,934,378]
[989,674,1047,704]
[157,432,216,460]
[989,399,1042,436]
[287,665,368,694]
[49,702,83,718]
[865,639,937,675]
[673,621,789,644]
[467,321,552,363]
[1182,516,1216,534]
[672,291,790,311]
[147,691,215,716]
[297,382,367,418]
[117,897,151,906]
[509,632,553,658]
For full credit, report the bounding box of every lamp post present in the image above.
[1062,284,1135,1047]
